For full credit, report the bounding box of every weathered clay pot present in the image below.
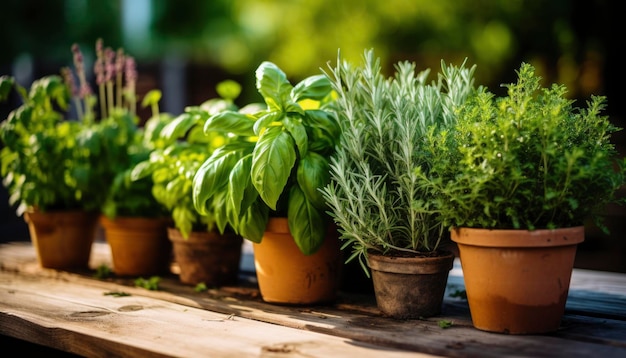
[168,228,243,286]
[100,216,172,277]
[451,226,584,334]
[367,251,455,319]
[252,217,342,305]
[24,210,98,270]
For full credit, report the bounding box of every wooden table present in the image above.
[1,241,625,358]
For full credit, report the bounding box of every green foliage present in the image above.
[194,282,208,292]
[321,49,477,272]
[423,63,626,231]
[134,276,161,290]
[103,291,131,297]
[94,264,113,279]
[130,82,240,238]
[192,62,339,255]
[438,320,453,329]
[0,75,134,215]
[101,111,171,219]
[449,289,467,300]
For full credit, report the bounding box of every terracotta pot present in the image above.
[451,226,585,334]
[24,210,98,269]
[100,216,172,277]
[368,251,455,319]
[168,228,243,286]
[253,217,342,305]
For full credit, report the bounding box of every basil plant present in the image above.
[192,62,339,255]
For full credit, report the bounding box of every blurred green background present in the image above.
[1,0,624,272]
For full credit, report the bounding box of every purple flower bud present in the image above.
[125,56,137,84]
[95,59,105,86]
[105,47,115,82]
[72,43,84,74]
[115,48,125,74]
[61,67,78,97]
[80,82,93,98]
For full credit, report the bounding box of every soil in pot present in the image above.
[367,250,455,319]
[253,217,342,305]
[168,228,243,286]
[24,210,98,270]
[451,226,584,334]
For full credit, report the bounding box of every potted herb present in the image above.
[320,49,477,318]
[99,89,173,277]
[130,81,245,286]
[0,42,136,269]
[192,61,342,304]
[422,63,626,333]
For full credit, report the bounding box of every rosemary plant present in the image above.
[321,49,477,273]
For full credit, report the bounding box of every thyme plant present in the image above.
[321,49,477,272]
[423,63,626,232]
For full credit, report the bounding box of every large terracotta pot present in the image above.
[168,228,243,286]
[100,216,172,277]
[451,226,585,334]
[24,210,98,270]
[252,217,342,305]
[368,251,455,319]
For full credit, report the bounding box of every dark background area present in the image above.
[1,0,624,272]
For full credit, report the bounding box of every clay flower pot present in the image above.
[100,216,172,277]
[367,251,455,319]
[168,228,243,286]
[252,217,342,305]
[451,226,584,334]
[24,210,98,270]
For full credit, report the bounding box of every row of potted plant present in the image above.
[1,43,624,336]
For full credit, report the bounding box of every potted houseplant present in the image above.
[130,80,245,287]
[0,42,135,270]
[320,49,477,318]
[99,89,173,277]
[192,61,343,304]
[422,62,626,333]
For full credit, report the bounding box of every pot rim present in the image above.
[451,226,585,248]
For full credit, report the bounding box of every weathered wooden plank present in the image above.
[0,270,431,358]
[1,241,626,358]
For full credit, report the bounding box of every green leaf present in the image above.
[251,126,296,210]
[193,145,243,215]
[0,76,15,101]
[292,74,332,102]
[255,61,295,113]
[237,199,269,243]
[227,154,258,218]
[160,113,197,142]
[216,80,241,101]
[297,151,330,210]
[130,160,155,181]
[142,89,162,108]
[287,184,326,255]
[283,115,308,157]
[253,111,283,136]
[304,109,339,153]
[204,111,256,137]
[212,190,230,233]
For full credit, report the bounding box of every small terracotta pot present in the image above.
[100,216,172,277]
[451,226,584,334]
[24,210,98,269]
[168,228,243,286]
[253,217,342,305]
[368,251,455,319]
